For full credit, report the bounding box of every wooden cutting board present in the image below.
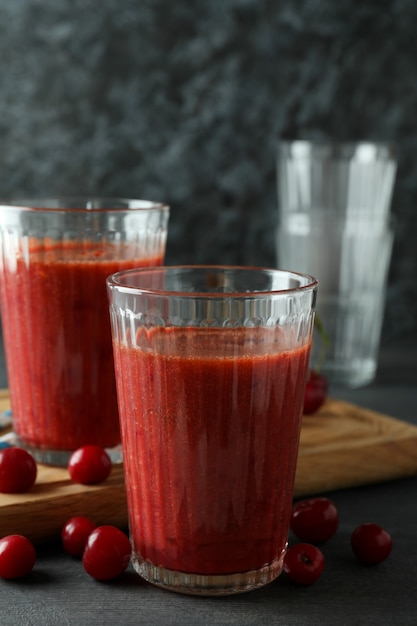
[0,389,417,544]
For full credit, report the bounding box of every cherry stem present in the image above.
[314,315,332,372]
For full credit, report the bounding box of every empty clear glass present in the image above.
[277,141,397,387]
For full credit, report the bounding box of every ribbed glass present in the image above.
[107,266,317,595]
[0,198,169,465]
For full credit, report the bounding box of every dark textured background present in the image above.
[0,0,416,339]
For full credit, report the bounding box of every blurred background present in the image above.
[0,0,416,345]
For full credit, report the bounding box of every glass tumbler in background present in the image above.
[107,266,318,595]
[276,141,397,387]
[0,198,169,465]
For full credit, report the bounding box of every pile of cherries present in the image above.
[0,444,130,581]
[284,496,392,585]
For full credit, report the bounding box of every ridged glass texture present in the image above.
[0,198,169,465]
[108,266,317,595]
[276,141,397,387]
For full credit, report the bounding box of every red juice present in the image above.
[114,326,311,576]
[0,241,163,452]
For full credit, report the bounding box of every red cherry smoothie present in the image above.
[0,241,162,451]
[114,326,311,575]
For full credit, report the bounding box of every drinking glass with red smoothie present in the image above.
[107,266,318,595]
[0,198,169,465]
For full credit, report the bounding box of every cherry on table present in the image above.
[0,535,36,579]
[0,447,37,493]
[351,523,392,565]
[303,370,328,414]
[67,445,112,485]
[283,543,325,585]
[82,525,131,581]
[290,497,339,544]
[62,516,97,557]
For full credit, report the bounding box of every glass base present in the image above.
[321,358,377,388]
[132,551,285,596]
[2,431,123,466]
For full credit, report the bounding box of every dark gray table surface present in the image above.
[0,334,416,626]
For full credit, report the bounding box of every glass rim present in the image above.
[277,139,397,161]
[107,265,319,299]
[0,197,170,213]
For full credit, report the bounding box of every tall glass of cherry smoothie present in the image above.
[0,198,169,465]
[107,266,318,595]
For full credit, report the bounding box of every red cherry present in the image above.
[82,525,131,580]
[68,445,112,485]
[0,535,36,579]
[0,447,37,493]
[351,523,392,565]
[303,370,328,414]
[290,497,339,544]
[62,516,97,557]
[284,543,325,585]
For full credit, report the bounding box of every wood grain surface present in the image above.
[0,390,416,544]
[296,397,417,495]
